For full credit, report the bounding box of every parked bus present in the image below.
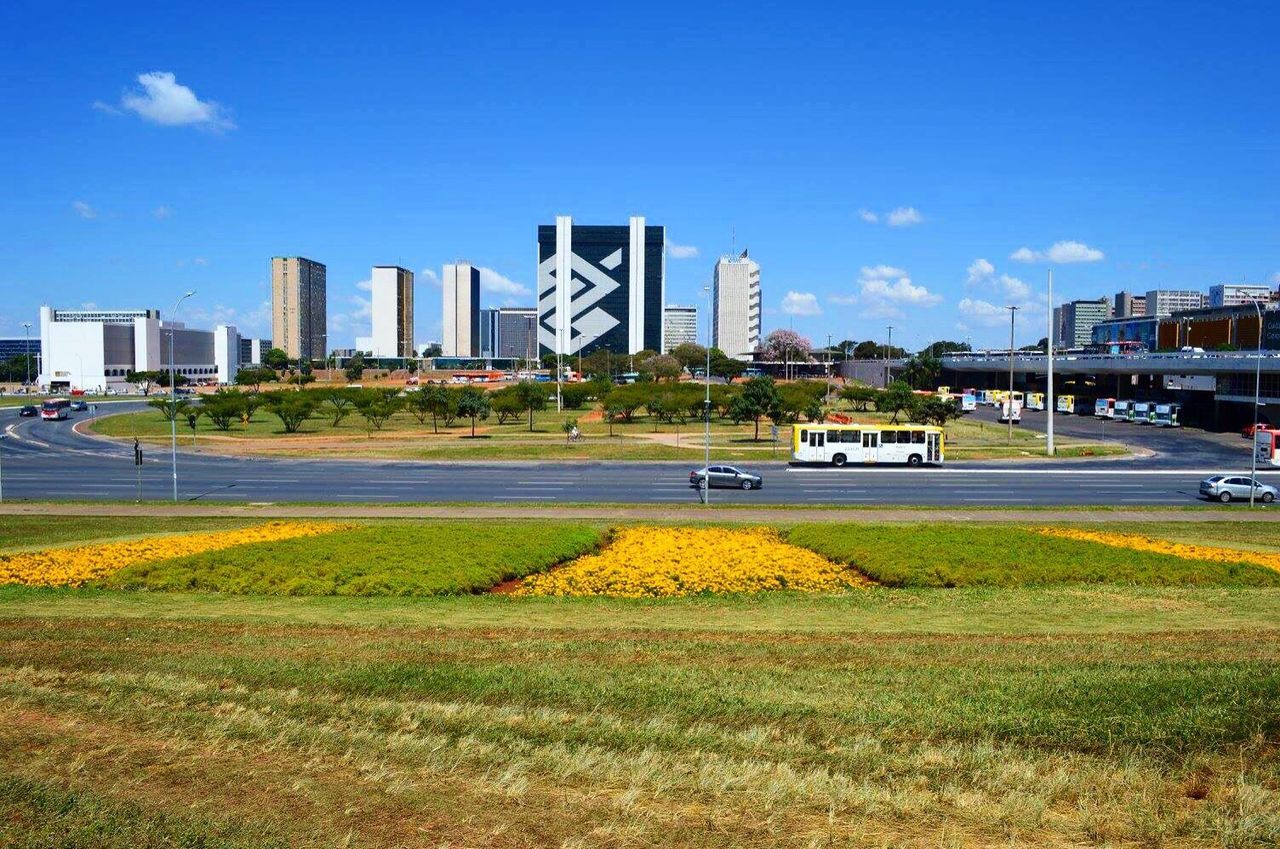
[1255,430,1280,467]
[1113,400,1133,421]
[999,398,1022,423]
[959,393,977,412]
[1152,403,1181,428]
[793,423,944,467]
[1057,394,1081,414]
[1133,401,1153,424]
[1025,392,1046,411]
[1094,398,1116,419]
[40,398,70,421]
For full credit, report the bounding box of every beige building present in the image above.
[713,251,761,360]
[271,256,327,361]
[371,265,414,357]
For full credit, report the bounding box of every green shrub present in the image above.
[103,521,603,596]
[786,523,1280,587]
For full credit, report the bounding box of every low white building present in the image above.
[37,306,240,392]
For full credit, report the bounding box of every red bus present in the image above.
[40,398,70,421]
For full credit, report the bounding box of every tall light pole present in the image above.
[884,325,893,387]
[826,333,833,402]
[1249,298,1264,507]
[21,322,31,386]
[169,291,196,502]
[703,284,712,506]
[1046,270,1055,456]
[1006,305,1019,442]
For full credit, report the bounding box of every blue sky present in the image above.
[1,0,1277,351]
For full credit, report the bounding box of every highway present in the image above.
[1,402,1277,506]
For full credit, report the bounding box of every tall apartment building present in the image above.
[1114,290,1147,318]
[370,265,414,357]
[537,216,665,356]
[238,337,272,366]
[662,305,698,352]
[712,251,761,360]
[1144,289,1206,317]
[1054,298,1112,348]
[271,257,327,362]
[1209,283,1271,308]
[442,263,481,357]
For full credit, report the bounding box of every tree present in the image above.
[200,390,246,431]
[540,353,560,370]
[900,354,942,390]
[263,348,290,371]
[126,369,162,394]
[152,371,189,388]
[559,383,592,410]
[760,330,812,363]
[344,353,367,382]
[709,349,746,381]
[489,387,525,424]
[241,392,264,423]
[922,340,972,355]
[730,376,781,441]
[419,342,442,358]
[147,397,192,422]
[840,384,878,412]
[877,381,917,424]
[408,385,451,433]
[262,391,318,433]
[322,387,358,426]
[913,396,961,427]
[514,380,548,431]
[235,367,276,392]
[354,389,403,431]
[455,387,490,437]
[640,354,682,382]
[604,383,649,423]
[285,372,316,385]
[669,343,708,372]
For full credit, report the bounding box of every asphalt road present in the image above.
[1,402,1276,506]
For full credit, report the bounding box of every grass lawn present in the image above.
[0,586,1276,847]
[92,406,1126,462]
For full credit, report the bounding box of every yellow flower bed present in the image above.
[517,526,868,598]
[1033,527,1280,574]
[0,521,349,588]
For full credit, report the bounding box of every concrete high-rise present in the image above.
[1209,283,1270,308]
[1054,298,1112,348]
[271,257,327,362]
[1145,289,1207,317]
[537,216,665,356]
[442,263,481,357]
[713,251,761,360]
[662,305,698,352]
[1114,290,1147,318]
[370,265,414,357]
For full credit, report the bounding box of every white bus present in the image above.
[1152,403,1181,427]
[1024,392,1046,411]
[793,423,944,467]
[1133,401,1153,424]
[1095,398,1115,419]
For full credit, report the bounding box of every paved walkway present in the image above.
[0,503,1274,523]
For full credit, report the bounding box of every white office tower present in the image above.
[713,251,761,360]
[1209,283,1271,308]
[370,265,414,357]
[662,305,698,352]
[442,263,481,357]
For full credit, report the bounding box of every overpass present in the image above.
[941,350,1280,377]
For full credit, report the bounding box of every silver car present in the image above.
[690,465,763,490]
[1199,475,1277,503]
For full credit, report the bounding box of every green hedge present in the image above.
[102,521,603,596]
[786,523,1280,587]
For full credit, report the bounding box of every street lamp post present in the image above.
[1249,298,1264,507]
[885,325,893,387]
[168,291,196,502]
[1046,270,1055,456]
[1006,306,1019,442]
[22,322,31,386]
[703,285,712,506]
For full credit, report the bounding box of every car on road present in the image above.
[689,465,763,490]
[1199,475,1277,503]
[1241,423,1277,439]
[18,405,37,417]
[69,400,89,412]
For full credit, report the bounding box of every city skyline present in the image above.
[1,2,1277,353]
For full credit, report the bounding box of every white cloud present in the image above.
[840,266,942,319]
[478,267,531,299]
[355,278,373,292]
[957,298,1012,325]
[966,258,995,285]
[857,209,879,224]
[781,291,821,316]
[115,71,236,131]
[193,256,207,266]
[91,100,122,116]
[1010,240,1105,264]
[886,206,923,227]
[153,204,173,220]
[420,268,441,287]
[81,301,99,310]
[71,200,96,219]
[667,243,699,259]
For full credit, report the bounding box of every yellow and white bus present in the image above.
[793,423,945,467]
